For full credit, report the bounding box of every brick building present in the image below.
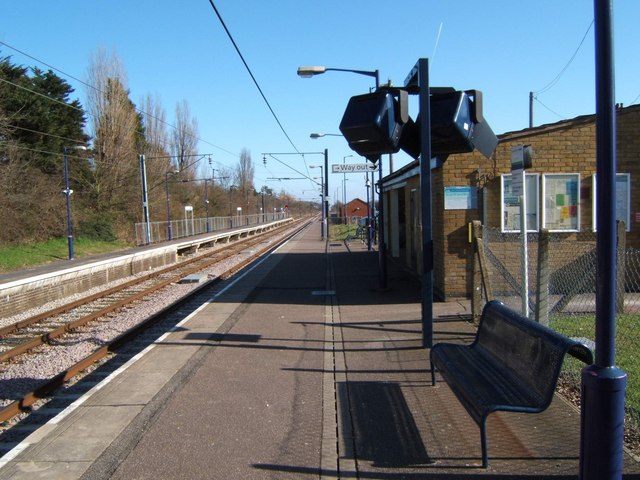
[382,104,640,300]
[340,198,369,221]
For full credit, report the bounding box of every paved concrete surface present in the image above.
[1,220,639,479]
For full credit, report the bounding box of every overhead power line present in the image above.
[534,97,566,121]
[0,40,238,161]
[206,0,300,155]
[264,154,318,186]
[0,120,85,146]
[534,19,594,96]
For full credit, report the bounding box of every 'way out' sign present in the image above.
[332,163,377,173]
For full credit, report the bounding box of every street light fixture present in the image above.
[299,63,385,287]
[309,132,343,139]
[308,132,354,215]
[62,145,87,260]
[297,66,380,89]
[309,131,372,250]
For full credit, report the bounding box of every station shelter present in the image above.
[381,104,640,300]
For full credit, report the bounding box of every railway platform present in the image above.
[0,218,293,319]
[1,220,639,479]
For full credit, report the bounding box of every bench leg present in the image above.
[430,363,436,386]
[480,421,489,468]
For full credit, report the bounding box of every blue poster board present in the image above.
[444,186,477,210]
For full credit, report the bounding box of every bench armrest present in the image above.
[568,342,594,365]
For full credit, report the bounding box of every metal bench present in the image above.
[430,299,593,467]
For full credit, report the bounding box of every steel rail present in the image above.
[0,225,286,338]
[0,219,311,423]
[0,223,295,363]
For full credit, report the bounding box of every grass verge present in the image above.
[329,224,360,241]
[552,313,640,425]
[0,238,133,273]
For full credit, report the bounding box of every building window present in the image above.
[592,173,631,232]
[542,173,580,232]
[501,173,539,232]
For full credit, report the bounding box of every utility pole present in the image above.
[529,92,534,128]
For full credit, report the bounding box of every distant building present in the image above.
[340,198,369,221]
[382,103,640,300]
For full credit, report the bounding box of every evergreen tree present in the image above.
[0,56,88,174]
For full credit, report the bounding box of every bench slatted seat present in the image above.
[430,300,593,467]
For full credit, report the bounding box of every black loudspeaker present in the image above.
[399,90,498,161]
[339,90,407,160]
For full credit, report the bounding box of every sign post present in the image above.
[511,145,529,317]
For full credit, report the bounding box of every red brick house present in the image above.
[340,198,369,221]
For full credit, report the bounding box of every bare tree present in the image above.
[140,93,169,159]
[139,93,174,218]
[86,48,140,219]
[234,148,255,210]
[171,99,198,175]
[215,165,233,190]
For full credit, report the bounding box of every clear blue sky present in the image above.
[3,1,640,204]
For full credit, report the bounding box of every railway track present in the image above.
[0,218,311,425]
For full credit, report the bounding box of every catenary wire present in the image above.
[0,40,238,162]
[206,0,300,155]
[1,40,316,199]
[0,121,85,146]
[0,73,231,176]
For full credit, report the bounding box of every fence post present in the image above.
[471,221,483,322]
[616,220,626,314]
[536,228,550,326]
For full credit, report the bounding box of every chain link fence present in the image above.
[133,212,288,246]
[477,224,640,428]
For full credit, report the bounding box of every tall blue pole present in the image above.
[165,172,173,241]
[324,148,329,240]
[377,155,388,290]
[417,58,433,347]
[63,147,74,260]
[580,1,627,478]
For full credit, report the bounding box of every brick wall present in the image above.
[432,104,640,299]
[342,198,369,219]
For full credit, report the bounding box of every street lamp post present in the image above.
[300,64,385,287]
[228,185,237,228]
[165,171,179,240]
[311,166,326,239]
[342,154,353,216]
[310,134,354,220]
[204,178,211,233]
[310,132,371,249]
[365,175,372,251]
[580,3,628,478]
[62,145,87,260]
[262,150,328,240]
